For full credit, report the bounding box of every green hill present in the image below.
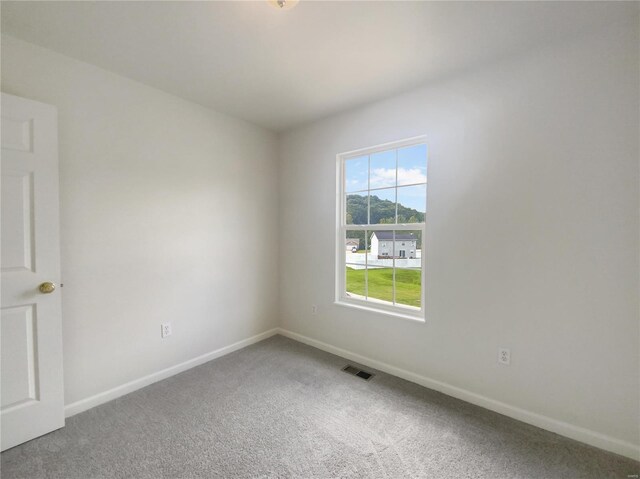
[346,194,424,250]
[346,194,424,225]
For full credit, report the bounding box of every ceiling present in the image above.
[1,1,634,132]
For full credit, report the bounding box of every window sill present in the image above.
[334,299,426,324]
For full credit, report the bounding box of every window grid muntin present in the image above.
[348,181,427,195]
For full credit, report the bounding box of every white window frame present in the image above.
[335,136,427,322]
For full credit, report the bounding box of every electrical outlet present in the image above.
[498,348,510,365]
[311,304,318,315]
[161,322,172,338]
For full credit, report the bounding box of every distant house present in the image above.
[345,238,360,252]
[370,232,417,259]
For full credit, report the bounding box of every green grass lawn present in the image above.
[346,267,421,308]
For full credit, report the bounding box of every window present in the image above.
[336,137,427,321]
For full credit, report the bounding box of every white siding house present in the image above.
[370,232,417,259]
[345,238,359,252]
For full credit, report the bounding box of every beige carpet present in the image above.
[2,335,638,478]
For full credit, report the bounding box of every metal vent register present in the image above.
[342,365,375,381]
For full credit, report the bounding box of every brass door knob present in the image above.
[39,282,56,294]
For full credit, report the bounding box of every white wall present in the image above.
[1,35,279,406]
[278,20,639,455]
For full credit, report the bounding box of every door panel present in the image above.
[1,92,64,451]
[1,171,34,271]
[1,305,38,409]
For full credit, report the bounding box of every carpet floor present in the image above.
[1,335,638,478]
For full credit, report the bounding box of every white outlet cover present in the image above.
[498,348,510,365]
[161,322,172,338]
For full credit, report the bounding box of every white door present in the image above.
[1,92,64,451]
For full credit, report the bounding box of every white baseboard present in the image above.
[276,327,640,461]
[64,328,279,418]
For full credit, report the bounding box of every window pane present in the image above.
[345,192,368,225]
[367,230,394,305]
[396,184,426,223]
[366,265,394,305]
[394,229,422,309]
[397,144,427,186]
[345,155,368,193]
[394,267,422,309]
[369,149,396,189]
[345,264,366,299]
[345,230,368,300]
[369,187,395,224]
[345,229,367,259]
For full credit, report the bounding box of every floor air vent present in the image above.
[342,365,374,381]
